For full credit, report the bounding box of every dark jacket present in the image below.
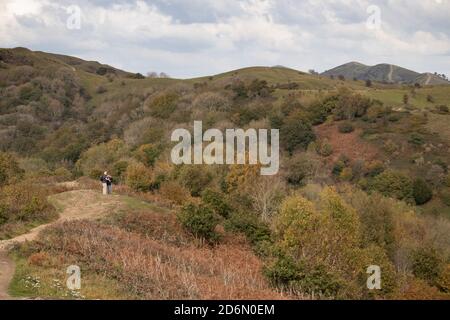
[100,175,113,185]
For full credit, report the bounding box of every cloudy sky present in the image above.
[1,0,449,78]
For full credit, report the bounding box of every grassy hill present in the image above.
[322,61,450,85]
[1,48,450,300]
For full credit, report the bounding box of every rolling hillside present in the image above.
[1,47,450,300]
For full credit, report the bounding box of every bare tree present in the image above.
[249,176,285,222]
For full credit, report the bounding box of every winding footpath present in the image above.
[0,189,123,300]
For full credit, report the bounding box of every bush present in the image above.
[224,211,271,245]
[364,160,385,177]
[0,152,24,186]
[371,170,413,202]
[281,111,316,153]
[332,160,347,177]
[134,144,161,167]
[411,247,444,285]
[408,133,425,146]
[440,189,450,207]
[159,181,190,205]
[178,166,213,197]
[147,92,179,119]
[316,139,333,157]
[264,255,342,298]
[340,167,353,181]
[125,163,154,192]
[0,182,57,238]
[285,155,316,186]
[338,122,355,134]
[53,167,72,182]
[89,168,103,180]
[177,203,219,242]
[193,92,231,111]
[201,189,231,218]
[112,161,129,182]
[412,178,433,205]
[76,139,129,177]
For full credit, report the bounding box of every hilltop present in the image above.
[322,61,449,85]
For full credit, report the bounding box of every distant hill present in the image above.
[0,47,135,78]
[322,62,449,85]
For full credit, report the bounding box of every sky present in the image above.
[0,0,449,78]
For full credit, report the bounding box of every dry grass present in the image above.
[28,219,287,300]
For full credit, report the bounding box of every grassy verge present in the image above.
[9,248,131,299]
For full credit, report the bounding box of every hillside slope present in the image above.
[2,188,285,300]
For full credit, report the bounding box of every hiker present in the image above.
[100,171,113,195]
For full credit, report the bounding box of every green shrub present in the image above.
[53,167,72,182]
[371,170,413,201]
[316,139,333,157]
[281,111,316,153]
[76,139,129,177]
[224,211,271,245]
[332,161,346,176]
[412,178,433,205]
[264,255,342,298]
[134,144,161,167]
[0,182,57,238]
[411,247,444,285]
[178,165,213,197]
[338,122,355,134]
[177,203,219,242]
[0,152,24,186]
[148,92,179,119]
[201,189,231,218]
[112,161,129,181]
[408,133,425,146]
[89,168,103,180]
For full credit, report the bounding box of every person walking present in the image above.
[100,171,113,195]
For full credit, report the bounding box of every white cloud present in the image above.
[0,0,449,78]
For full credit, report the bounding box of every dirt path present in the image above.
[388,64,394,83]
[425,73,432,85]
[0,189,123,299]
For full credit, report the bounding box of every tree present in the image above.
[125,163,154,192]
[146,71,158,78]
[412,178,433,205]
[371,170,413,202]
[248,176,285,221]
[281,111,316,153]
[134,144,161,167]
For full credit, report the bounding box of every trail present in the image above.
[425,73,432,85]
[0,189,123,300]
[388,64,394,83]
